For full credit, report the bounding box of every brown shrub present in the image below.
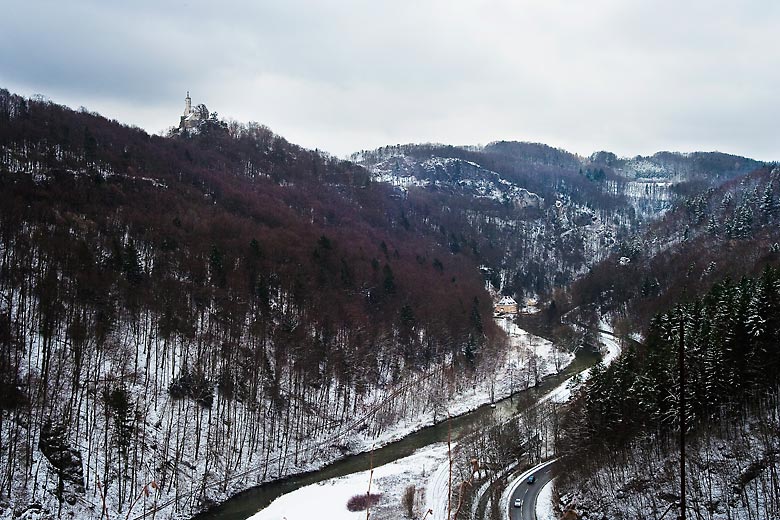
[346,493,382,512]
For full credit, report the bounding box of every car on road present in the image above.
[513,498,522,508]
[526,475,536,484]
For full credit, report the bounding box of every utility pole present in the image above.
[447,414,452,520]
[678,312,686,520]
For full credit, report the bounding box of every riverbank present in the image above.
[248,340,590,520]
[204,322,585,520]
[194,321,577,520]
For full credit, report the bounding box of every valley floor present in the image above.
[1,318,570,520]
[250,322,594,520]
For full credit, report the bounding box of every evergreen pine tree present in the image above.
[760,182,775,223]
[706,215,719,236]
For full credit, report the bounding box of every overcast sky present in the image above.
[1,0,778,160]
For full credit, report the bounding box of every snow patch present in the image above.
[535,477,557,520]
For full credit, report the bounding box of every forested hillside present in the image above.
[552,162,780,519]
[0,89,504,519]
[353,143,761,300]
[558,269,780,519]
[571,165,780,331]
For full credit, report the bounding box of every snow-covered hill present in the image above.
[368,154,543,208]
[353,143,707,299]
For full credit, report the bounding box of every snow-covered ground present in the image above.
[424,444,452,520]
[542,322,620,404]
[343,318,574,458]
[247,323,575,520]
[496,318,575,385]
[535,478,556,520]
[250,444,449,520]
[364,153,542,207]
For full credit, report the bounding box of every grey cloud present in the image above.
[1,0,777,160]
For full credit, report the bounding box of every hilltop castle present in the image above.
[179,91,207,131]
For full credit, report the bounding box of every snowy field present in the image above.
[250,444,449,520]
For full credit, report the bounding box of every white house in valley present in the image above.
[494,295,518,314]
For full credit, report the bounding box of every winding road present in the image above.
[497,325,621,520]
[508,460,557,520]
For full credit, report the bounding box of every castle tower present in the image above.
[184,91,192,117]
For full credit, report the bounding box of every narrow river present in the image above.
[196,348,599,520]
